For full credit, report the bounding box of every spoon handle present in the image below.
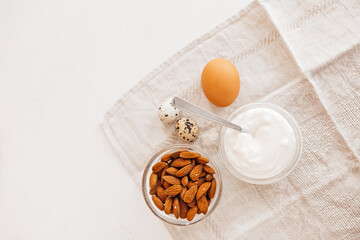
[171,97,243,132]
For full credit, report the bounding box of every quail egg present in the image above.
[175,118,199,142]
[158,98,180,123]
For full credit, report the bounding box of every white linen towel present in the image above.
[102,0,360,239]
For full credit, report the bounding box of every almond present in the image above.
[208,178,216,199]
[156,186,167,203]
[152,195,164,211]
[196,182,211,199]
[203,207,208,215]
[187,181,195,188]
[149,173,158,191]
[181,176,189,187]
[171,159,192,168]
[161,166,169,184]
[161,153,172,162]
[149,187,156,195]
[196,178,206,186]
[180,186,187,200]
[207,197,211,206]
[173,197,180,219]
[203,165,215,174]
[162,175,181,185]
[164,185,182,197]
[196,157,209,164]
[175,162,195,177]
[149,180,161,195]
[179,199,188,219]
[171,151,184,159]
[166,167,178,176]
[183,185,197,203]
[152,162,167,173]
[189,164,203,181]
[199,171,207,178]
[164,196,173,214]
[163,182,171,189]
[187,206,198,221]
[197,195,208,213]
[205,174,213,182]
[180,151,201,159]
[187,198,197,208]
[187,178,205,188]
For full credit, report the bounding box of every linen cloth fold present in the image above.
[101,0,360,239]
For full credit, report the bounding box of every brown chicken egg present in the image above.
[201,58,240,107]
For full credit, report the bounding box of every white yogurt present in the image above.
[224,107,296,179]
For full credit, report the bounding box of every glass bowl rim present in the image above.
[142,144,223,226]
[219,102,302,184]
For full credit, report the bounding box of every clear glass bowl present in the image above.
[142,144,222,226]
[220,102,302,184]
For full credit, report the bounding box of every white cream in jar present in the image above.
[224,107,296,179]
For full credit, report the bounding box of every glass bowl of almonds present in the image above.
[142,144,222,226]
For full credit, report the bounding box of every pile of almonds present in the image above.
[149,150,217,221]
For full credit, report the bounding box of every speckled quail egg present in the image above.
[158,98,180,123]
[175,118,199,142]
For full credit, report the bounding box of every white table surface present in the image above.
[0,0,252,239]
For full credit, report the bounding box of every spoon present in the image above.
[170,96,247,133]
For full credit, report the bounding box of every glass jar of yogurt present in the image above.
[220,102,302,184]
